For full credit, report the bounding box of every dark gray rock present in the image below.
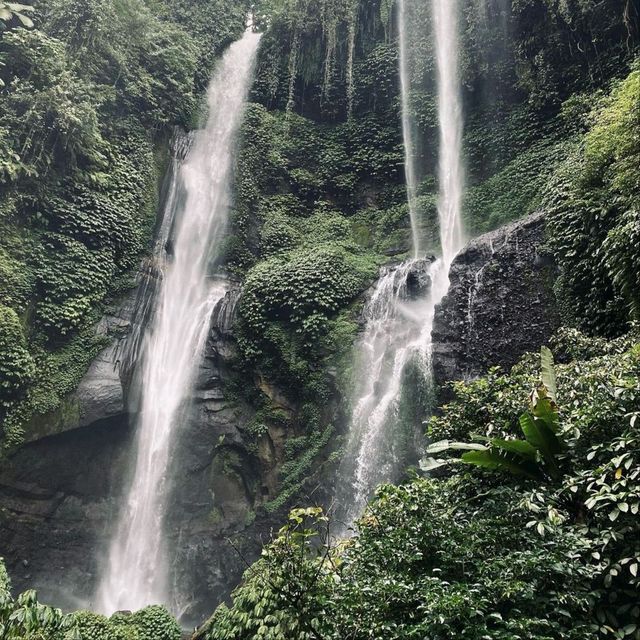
[406,255,436,299]
[432,212,560,394]
[0,277,287,626]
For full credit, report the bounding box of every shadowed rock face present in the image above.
[0,415,132,610]
[0,283,289,624]
[431,212,561,396]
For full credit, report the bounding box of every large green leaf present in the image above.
[532,395,560,433]
[425,440,486,455]
[540,346,557,402]
[491,438,537,460]
[461,449,541,479]
[520,412,563,472]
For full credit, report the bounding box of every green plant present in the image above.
[424,347,565,481]
[0,304,35,404]
[546,68,640,337]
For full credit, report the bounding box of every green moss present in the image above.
[0,305,36,405]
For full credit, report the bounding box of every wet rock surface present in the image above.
[432,212,561,396]
[0,281,287,625]
[406,256,436,299]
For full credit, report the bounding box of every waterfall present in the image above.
[335,0,464,530]
[433,0,465,262]
[398,0,422,258]
[96,30,261,614]
[336,258,450,526]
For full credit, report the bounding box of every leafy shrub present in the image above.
[34,234,114,337]
[128,605,181,640]
[546,68,640,337]
[0,305,35,403]
[0,587,75,640]
[240,244,375,352]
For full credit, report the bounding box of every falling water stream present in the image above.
[398,0,422,259]
[336,0,465,527]
[96,30,261,614]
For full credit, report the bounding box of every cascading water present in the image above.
[335,0,465,529]
[432,0,465,260]
[96,30,261,614]
[398,0,422,258]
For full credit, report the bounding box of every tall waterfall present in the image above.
[96,30,261,614]
[433,0,465,261]
[398,0,422,258]
[335,0,464,529]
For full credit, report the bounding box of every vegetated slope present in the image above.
[206,330,640,640]
[0,0,247,453]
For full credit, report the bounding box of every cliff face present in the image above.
[0,209,561,621]
[0,283,285,623]
[431,212,561,392]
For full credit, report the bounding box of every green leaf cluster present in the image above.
[546,67,640,337]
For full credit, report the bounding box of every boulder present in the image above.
[432,212,561,395]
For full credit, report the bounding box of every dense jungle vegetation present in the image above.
[0,0,639,637]
[0,0,248,453]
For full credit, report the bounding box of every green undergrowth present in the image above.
[205,328,640,639]
[545,65,640,338]
[0,569,181,640]
[228,97,404,511]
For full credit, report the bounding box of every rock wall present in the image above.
[432,212,561,392]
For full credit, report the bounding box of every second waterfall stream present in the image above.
[337,0,465,527]
[96,30,261,614]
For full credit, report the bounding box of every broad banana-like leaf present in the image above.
[425,439,486,455]
[461,449,541,479]
[520,412,562,463]
[16,12,33,27]
[491,438,537,460]
[540,346,557,403]
[6,3,35,10]
[533,395,560,433]
[0,8,13,19]
[419,457,449,472]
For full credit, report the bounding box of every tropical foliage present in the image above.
[206,332,640,639]
[0,0,246,451]
[546,67,640,337]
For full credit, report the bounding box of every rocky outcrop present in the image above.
[24,292,142,443]
[432,212,560,392]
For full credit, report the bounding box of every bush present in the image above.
[546,68,640,337]
[0,305,35,404]
[34,234,114,337]
[129,605,181,640]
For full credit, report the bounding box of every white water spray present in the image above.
[336,0,465,528]
[96,31,260,614]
